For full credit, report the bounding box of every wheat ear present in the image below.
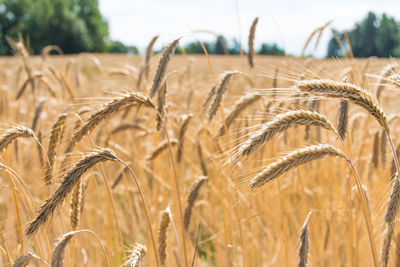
[217,92,261,137]
[51,230,82,267]
[296,79,389,132]
[125,243,147,267]
[70,179,83,230]
[0,126,35,152]
[208,71,240,121]
[338,100,348,139]
[26,148,118,236]
[147,139,178,161]
[381,223,395,267]
[12,252,46,267]
[247,17,258,68]
[184,177,207,230]
[298,212,311,267]
[177,114,193,162]
[65,92,154,153]
[388,73,400,88]
[144,35,159,79]
[376,63,397,102]
[158,207,171,265]
[238,110,337,157]
[149,38,180,98]
[381,130,388,168]
[202,85,216,109]
[156,82,167,131]
[45,112,68,184]
[249,144,346,188]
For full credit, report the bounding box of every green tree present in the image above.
[258,43,284,55]
[106,40,138,54]
[327,12,400,58]
[0,0,109,54]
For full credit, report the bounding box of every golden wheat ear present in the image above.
[0,126,35,152]
[249,144,346,189]
[124,243,147,267]
[216,92,261,137]
[45,112,68,184]
[248,17,258,68]
[296,79,389,132]
[184,176,207,230]
[298,212,312,267]
[238,110,337,157]
[149,38,180,98]
[158,207,171,265]
[26,148,118,236]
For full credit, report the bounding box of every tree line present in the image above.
[0,1,398,58]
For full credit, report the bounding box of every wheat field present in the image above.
[1,40,400,267]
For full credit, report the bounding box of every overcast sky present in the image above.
[99,0,400,57]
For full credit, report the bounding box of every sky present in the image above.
[99,0,400,57]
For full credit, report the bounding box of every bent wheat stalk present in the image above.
[26,149,118,236]
[238,110,337,157]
